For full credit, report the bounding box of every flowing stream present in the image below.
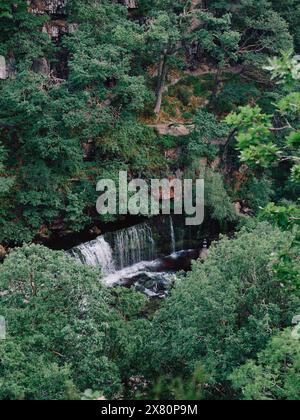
[69,217,201,298]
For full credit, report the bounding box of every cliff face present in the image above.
[28,0,137,16]
[27,0,137,38]
[28,0,68,16]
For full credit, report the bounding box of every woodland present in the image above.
[0,0,299,400]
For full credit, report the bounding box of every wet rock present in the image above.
[134,272,176,298]
[0,56,7,80]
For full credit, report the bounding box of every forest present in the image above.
[0,0,299,401]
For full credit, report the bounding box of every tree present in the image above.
[272,0,300,52]
[210,0,294,66]
[231,329,300,400]
[0,0,52,68]
[0,245,124,399]
[225,52,300,181]
[138,223,300,398]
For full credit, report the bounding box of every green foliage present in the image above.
[259,202,300,230]
[215,77,260,114]
[239,176,275,213]
[0,245,124,400]
[187,11,240,65]
[205,170,237,223]
[258,202,300,293]
[0,0,52,67]
[0,0,299,402]
[211,0,294,66]
[226,56,300,172]
[0,0,298,243]
[231,329,300,400]
[150,364,208,401]
[187,110,227,162]
[265,51,300,88]
[140,223,300,397]
[81,389,104,401]
[272,0,300,51]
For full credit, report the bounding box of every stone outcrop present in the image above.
[28,1,70,39]
[42,19,69,39]
[151,123,194,137]
[0,56,17,80]
[0,245,6,261]
[32,58,50,75]
[28,0,68,16]
[119,0,137,9]
[0,56,7,80]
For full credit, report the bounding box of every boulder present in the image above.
[0,245,6,261]
[6,58,16,79]
[153,123,194,137]
[0,56,7,80]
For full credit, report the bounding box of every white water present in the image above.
[113,223,156,270]
[68,236,116,275]
[69,222,157,276]
[68,219,182,296]
[103,260,160,287]
[170,217,176,253]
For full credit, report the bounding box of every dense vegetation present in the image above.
[0,0,299,400]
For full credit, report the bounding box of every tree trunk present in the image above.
[154,53,168,115]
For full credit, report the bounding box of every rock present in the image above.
[89,226,102,236]
[32,58,50,75]
[0,245,7,261]
[28,0,68,16]
[0,56,7,80]
[6,58,16,79]
[199,239,209,260]
[234,201,253,217]
[120,0,137,8]
[68,23,79,34]
[42,19,69,39]
[153,123,194,137]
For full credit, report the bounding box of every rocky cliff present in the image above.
[28,0,67,15]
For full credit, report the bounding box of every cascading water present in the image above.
[170,216,176,254]
[69,222,157,274]
[68,218,196,297]
[68,236,116,275]
[113,223,157,270]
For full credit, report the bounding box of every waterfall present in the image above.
[68,236,116,275]
[67,218,197,297]
[113,223,156,270]
[170,217,176,254]
[69,222,157,274]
